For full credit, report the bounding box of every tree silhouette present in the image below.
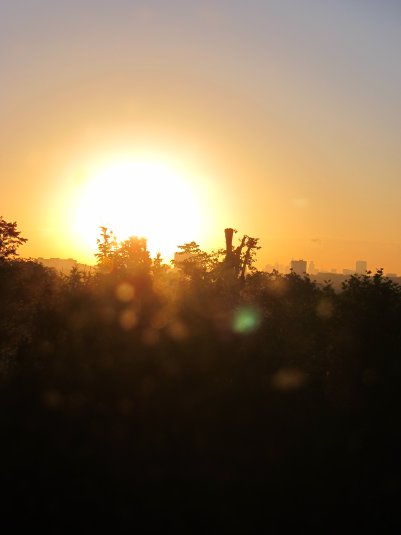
[95,226,118,273]
[118,236,152,275]
[173,241,218,280]
[223,228,260,280]
[0,216,27,261]
[238,235,260,279]
[1,219,401,530]
[95,227,152,276]
[152,252,170,278]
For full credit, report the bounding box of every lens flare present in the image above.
[232,306,262,334]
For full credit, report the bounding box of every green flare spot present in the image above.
[232,307,261,334]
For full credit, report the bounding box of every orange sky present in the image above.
[1,1,400,273]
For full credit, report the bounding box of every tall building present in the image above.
[308,261,317,275]
[291,259,307,275]
[356,260,367,274]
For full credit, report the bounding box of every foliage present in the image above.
[173,241,218,278]
[0,216,28,261]
[117,236,152,275]
[95,227,151,277]
[238,235,261,279]
[1,224,401,529]
[0,259,60,368]
[221,229,261,280]
[95,226,118,273]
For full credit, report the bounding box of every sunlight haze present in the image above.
[1,0,400,271]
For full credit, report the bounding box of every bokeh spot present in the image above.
[119,308,137,330]
[316,298,334,319]
[115,282,135,303]
[232,306,262,334]
[271,367,307,391]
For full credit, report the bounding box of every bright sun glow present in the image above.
[73,157,201,260]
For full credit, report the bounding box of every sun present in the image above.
[73,156,201,260]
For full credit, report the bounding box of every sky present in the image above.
[1,0,400,272]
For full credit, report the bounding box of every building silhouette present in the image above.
[308,261,318,275]
[356,260,367,274]
[291,259,307,275]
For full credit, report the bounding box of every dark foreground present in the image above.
[1,260,401,530]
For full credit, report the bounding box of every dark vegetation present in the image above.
[1,217,401,529]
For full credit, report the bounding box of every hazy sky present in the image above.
[1,1,400,271]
